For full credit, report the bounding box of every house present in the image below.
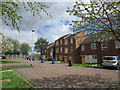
[42,42,55,60]
[79,35,120,65]
[42,32,86,63]
[55,32,86,63]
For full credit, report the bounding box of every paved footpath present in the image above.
[12,59,119,84]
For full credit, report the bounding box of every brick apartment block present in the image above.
[79,36,120,65]
[42,32,86,63]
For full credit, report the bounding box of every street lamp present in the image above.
[31,29,35,64]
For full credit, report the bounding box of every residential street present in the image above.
[12,59,119,88]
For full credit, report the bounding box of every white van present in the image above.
[102,56,120,69]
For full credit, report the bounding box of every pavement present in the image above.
[12,59,119,83]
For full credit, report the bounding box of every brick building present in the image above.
[79,36,120,65]
[42,32,86,63]
[42,43,55,60]
[55,32,86,63]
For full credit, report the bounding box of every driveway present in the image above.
[13,59,119,88]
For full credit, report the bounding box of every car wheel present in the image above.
[116,65,120,70]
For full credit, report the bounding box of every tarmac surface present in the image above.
[11,59,119,88]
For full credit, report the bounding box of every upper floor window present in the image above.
[101,43,107,50]
[60,40,62,44]
[65,48,69,53]
[56,48,59,53]
[70,47,74,53]
[91,43,96,50]
[60,47,62,52]
[70,38,74,44]
[56,41,59,46]
[81,45,85,51]
[65,39,68,45]
[115,41,120,49]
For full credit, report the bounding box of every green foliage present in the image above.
[20,43,31,55]
[34,37,49,55]
[1,1,51,31]
[1,71,33,88]
[67,1,120,42]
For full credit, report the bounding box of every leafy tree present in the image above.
[8,38,20,54]
[67,1,120,42]
[1,1,51,31]
[20,43,31,55]
[34,37,49,55]
[1,38,14,54]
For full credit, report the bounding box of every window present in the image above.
[65,39,68,45]
[91,43,96,50]
[60,40,62,44]
[92,55,97,59]
[56,48,59,53]
[70,47,74,53]
[56,41,59,46]
[115,41,120,49]
[60,47,62,52]
[65,48,69,53]
[81,45,85,51]
[70,38,74,44]
[101,43,107,50]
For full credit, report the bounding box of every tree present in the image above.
[1,38,14,54]
[34,37,49,55]
[1,1,51,31]
[7,38,20,54]
[20,43,31,55]
[66,1,120,42]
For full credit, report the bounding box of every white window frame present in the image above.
[60,40,62,44]
[56,48,58,53]
[81,45,85,51]
[101,43,107,50]
[70,38,73,44]
[115,41,120,49]
[56,41,59,46]
[70,47,73,53]
[60,47,62,52]
[91,43,96,50]
[65,39,68,45]
[65,48,68,53]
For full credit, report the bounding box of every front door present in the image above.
[82,56,85,64]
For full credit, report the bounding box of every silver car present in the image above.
[102,56,120,69]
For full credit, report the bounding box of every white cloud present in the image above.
[2,2,78,47]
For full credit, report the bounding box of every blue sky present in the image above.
[2,2,79,47]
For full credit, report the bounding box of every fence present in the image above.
[0,54,27,59]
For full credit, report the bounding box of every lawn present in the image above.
[0,61,21,64]
[1,65,33,71]
[1,71,33,88]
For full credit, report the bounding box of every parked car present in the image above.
[0,56,2,60]
[102,56,120,69]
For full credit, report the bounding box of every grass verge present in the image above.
[1,71,33,88]
[1,65,33,71]
[0,61,21,64]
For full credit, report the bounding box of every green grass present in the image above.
[0,61,21,64]
[1,71,33,88]
[1,65,33,71]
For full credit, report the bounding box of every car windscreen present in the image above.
[103,57,114,60]
[117,56,120,60]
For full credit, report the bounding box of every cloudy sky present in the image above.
[2,1,81,47]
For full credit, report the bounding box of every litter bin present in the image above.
[41,58,44,63]
[68,60,72,66]
[52,59,55,64]
[32,59,35,61]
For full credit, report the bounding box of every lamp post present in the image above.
[31,29,35,63]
